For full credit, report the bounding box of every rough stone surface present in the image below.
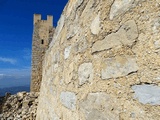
[90,14,101,35]
[0,92,39,120]
[80,92,119,120]
[154,40,160,49]
[64,46,72,59]
[92,20,138,53]
[78,63,93,85]
[60,92,76,110]
[35,0,160,120]
[132,84,160,105]
[109,0,142,20]
[75,36,88,53]
[102,56,139,79]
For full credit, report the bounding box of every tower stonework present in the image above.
[31,14,55,92]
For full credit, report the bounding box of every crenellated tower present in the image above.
[31,14,55,92]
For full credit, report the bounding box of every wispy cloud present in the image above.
[0,57,16,64]
[0,67,31,77]
[0,67,31,88]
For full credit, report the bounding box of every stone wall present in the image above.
[36,0,160,119]
[31,14,55,92]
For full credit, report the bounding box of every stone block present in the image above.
[74,36,88,53]
[80,92,119,120]
[78,63,93,85]
[64,46,72,59]
[109,0,140,20]
[60,91,77,110]
[92,20,138,53]
[101,55,138,79]
[90,14,101,35]
[132,84,160,105]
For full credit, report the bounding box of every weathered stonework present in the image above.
[35,0,160,120]
[132,84,160,105]
[90,13,101,35]
[92,20,138,53]
[60,91,77,110]
[31,14,55,92]
[78,63,93,85]
[101,55,139,80]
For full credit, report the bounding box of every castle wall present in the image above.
[36,0,160,119]
[31,15,54,92]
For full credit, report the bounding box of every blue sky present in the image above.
[0,0,68,88]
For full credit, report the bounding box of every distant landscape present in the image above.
[0,85,30,96]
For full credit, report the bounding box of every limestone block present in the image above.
[90,13,101,35]
[92,20,138,53]
[109,0,138,20]
[78,63,93,85]
[67,24,79,39]
[154,40,160,49]
[132,84,160,105]
[74,36,88,53]
[101,56,138,79]
[80,92,119,120]
[64,46,72,59]
[92,32,122,53]
[120,20,138,45]
[152,17,160,34]
[60,91,77,110]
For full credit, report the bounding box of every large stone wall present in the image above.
[36,0,160,119]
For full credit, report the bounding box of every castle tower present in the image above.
[31,14,55,92]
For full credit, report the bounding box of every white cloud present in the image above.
[0,57,16,64]
[0,67,31,77]
[0,67,31,88]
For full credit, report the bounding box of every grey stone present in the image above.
[154,40,160,49]
[90,14,101,35]
[110,0,136,20]
[66,14,80,39]
[67,24,79,39]
[64,46,72,59]
[78,63,93,85]
[75,36,88,53]
[120,20,138,45]
[101,55,138,79]
[17,91,26,100]
[80,92,119,120]
[92,32,122,53]
[132,84,160,105]
[60,91,77,110]
[92,20,138,53]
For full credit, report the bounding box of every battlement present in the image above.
[33,14,41,25]
[33,14,53,27]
